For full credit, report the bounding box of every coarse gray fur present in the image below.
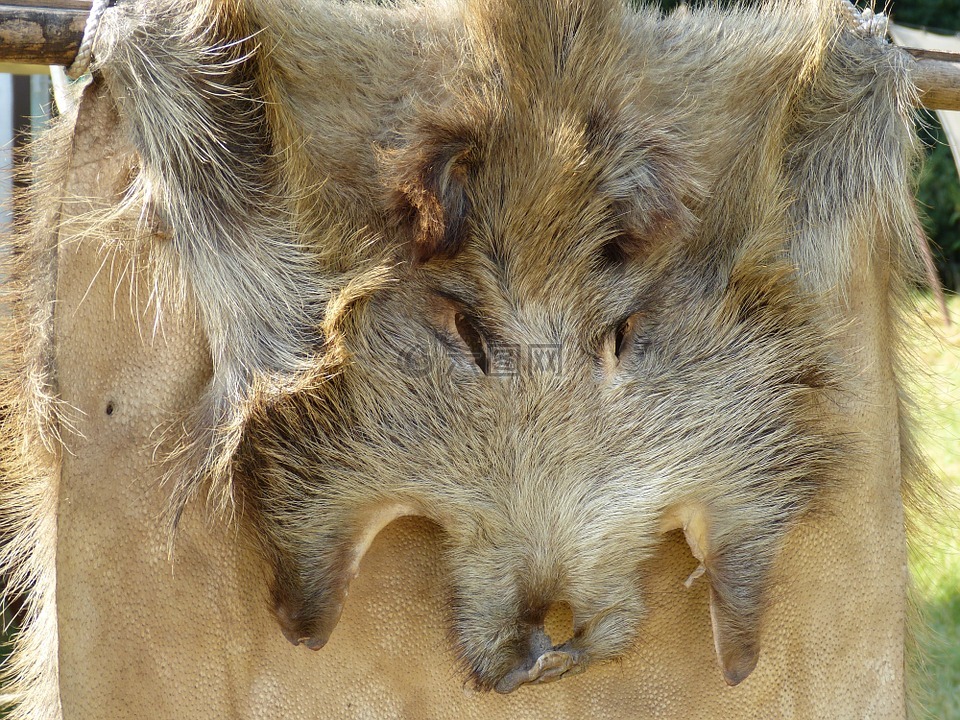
[0,0,929,711]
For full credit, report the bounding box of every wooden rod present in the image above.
[903,47,960,64]
[0,2,89,66]
[907,53,960,111]
[0,1,959,110]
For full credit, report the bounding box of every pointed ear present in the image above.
[585,106,704,262]
[662,505,767,686]
[383,131,479,264]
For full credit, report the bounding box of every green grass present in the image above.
[0,602,13,719]
[908,293,960,719]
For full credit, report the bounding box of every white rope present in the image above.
[66,0,112,80]
[838,0,890,39]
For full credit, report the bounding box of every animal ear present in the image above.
[586,108,704,262]
[610,166,699,261]
[384,136,477,264]
[664,505,768,686]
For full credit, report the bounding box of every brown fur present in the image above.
[0,0,929,712]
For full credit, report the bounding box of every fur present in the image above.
[0,103,75,720]
[1,0,928,709]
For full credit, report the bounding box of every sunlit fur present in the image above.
[1,0,928,709]
[0,93,85,717]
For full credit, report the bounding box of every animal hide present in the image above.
[0,0,928,717]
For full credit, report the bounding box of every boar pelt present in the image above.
[62,0,920,694]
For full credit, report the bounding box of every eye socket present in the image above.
[614,318,630,359]
[603,313,644,370]
[454,312,489,374]
[615,314,639,361]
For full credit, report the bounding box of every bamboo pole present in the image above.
[0,0,959,110]
[0,0,89,67]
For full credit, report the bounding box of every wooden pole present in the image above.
[0,0,90,67]
[0,1,959,110]
[905,50,960,112]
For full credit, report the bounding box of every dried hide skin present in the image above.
[0,0,927,718]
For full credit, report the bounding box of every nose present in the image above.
[493,636,584,693]
[493,602,585,694]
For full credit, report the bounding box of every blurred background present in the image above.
[1,0,958,716]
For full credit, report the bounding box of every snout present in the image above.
[493,624,586,693]
[454,588,642,694]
